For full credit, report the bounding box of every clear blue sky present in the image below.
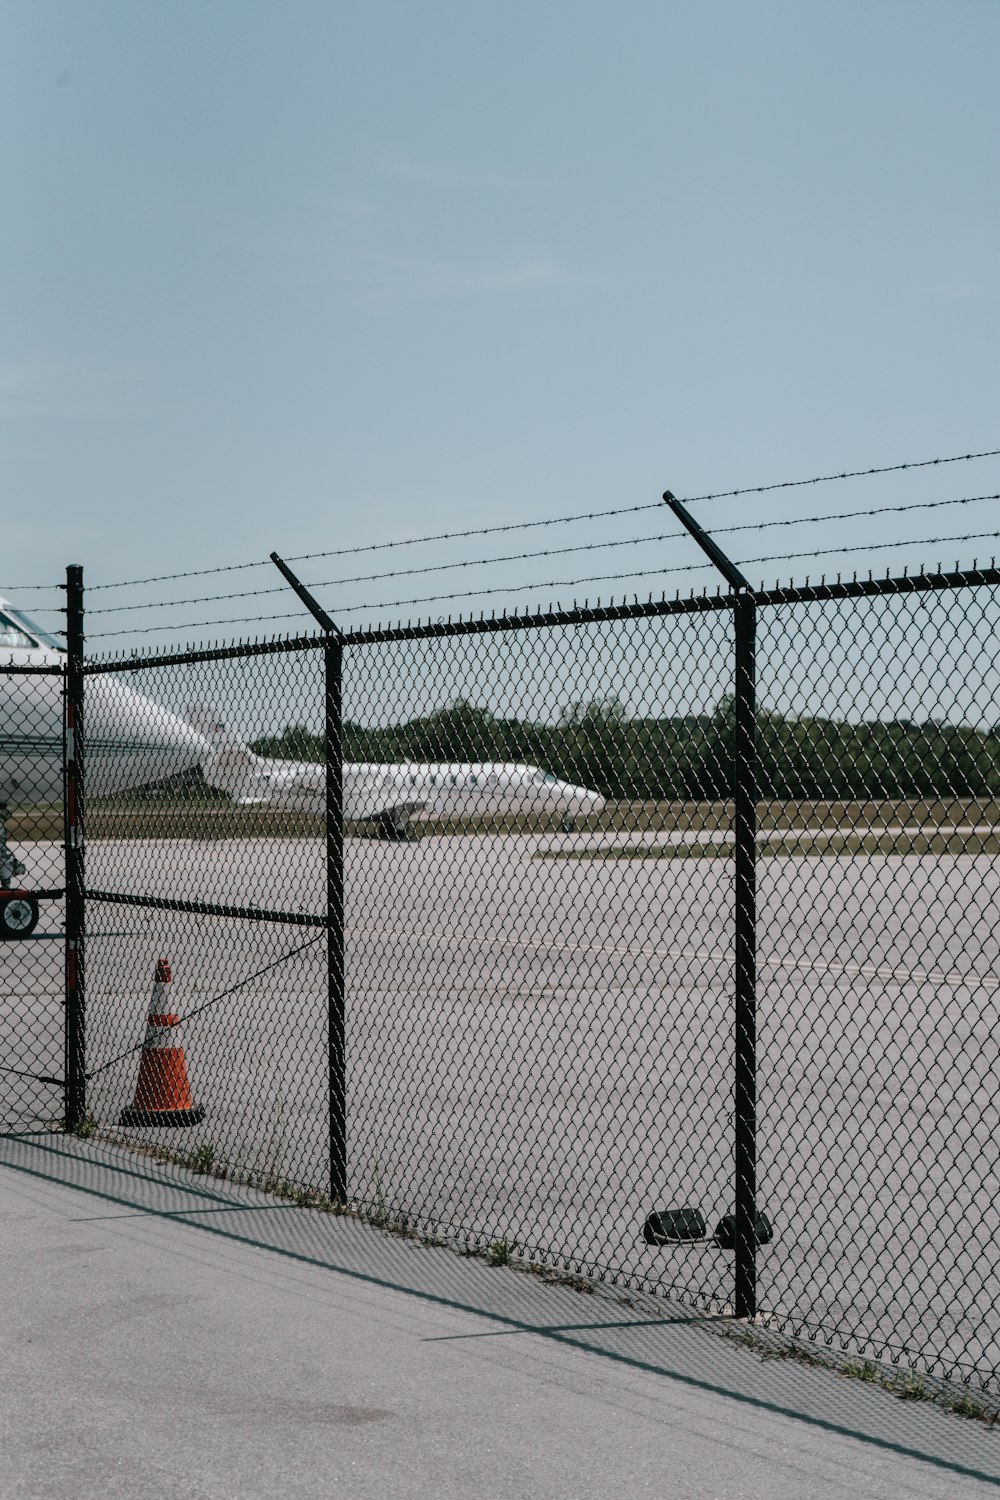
[3,0,998,647]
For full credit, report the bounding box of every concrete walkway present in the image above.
[1,1135,997,1499]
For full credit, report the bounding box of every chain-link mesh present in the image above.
[344,610,737,1311]
[755,582,1000,1386]
[80,641,331,1196]
[0,649,66,1131]
[8,565,999,1396]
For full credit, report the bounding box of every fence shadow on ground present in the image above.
[2,1132,998,1491]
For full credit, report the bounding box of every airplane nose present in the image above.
[564,785,605,812]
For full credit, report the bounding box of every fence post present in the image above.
[662,492,758,1319]
[267,551,347,1205]
[64,564,86,1132]
[326,634,347,1203]
[733,593,757,1319]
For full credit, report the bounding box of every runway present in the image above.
[3,830,999,1388]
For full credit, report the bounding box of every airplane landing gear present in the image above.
[374,811,421,843]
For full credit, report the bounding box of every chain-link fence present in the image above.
[3,561,1000,1399]
[77,636,335,1200]
[755,581,1000,1382]
[0,633,66,1131]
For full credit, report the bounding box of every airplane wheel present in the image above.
[560,817,576,834]
[0,895,39,939]
[375,813,420,842]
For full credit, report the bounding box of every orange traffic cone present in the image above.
[119,959,205,1127]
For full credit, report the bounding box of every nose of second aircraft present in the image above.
[562,783,606,814]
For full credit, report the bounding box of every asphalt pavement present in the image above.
[1,1133,998,1499]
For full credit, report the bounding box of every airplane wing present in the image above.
[343,766,430,823]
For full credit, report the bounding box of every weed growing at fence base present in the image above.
[189,1142,216,1174]
[487,1237,517,1266]
[716,1321,1000,1426]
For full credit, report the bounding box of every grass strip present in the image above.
[540,831,1000,860]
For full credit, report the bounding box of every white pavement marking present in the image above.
[346,923,998,991]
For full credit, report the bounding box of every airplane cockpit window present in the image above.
[7,608,63,652]
[534,769,559,784]
[0,613,38,650]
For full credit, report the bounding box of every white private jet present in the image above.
[187,705,605,838]
[0,597,211,936]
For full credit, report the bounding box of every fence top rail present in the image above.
[0,661,65,676]
[753,564,1000,609]
[341,564,1000,644]
[77,564,1000,669]
[83,631,328,674]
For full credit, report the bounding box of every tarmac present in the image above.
[7,832,999,1382]
[2,1133,999,1499]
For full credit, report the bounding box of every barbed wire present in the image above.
[9,443,997,596]
[85,528,1000,640]
[682,448,1000,504]
[83,490,1000,616]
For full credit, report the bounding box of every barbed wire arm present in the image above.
[663,491,752,592]
[270,551,342,637]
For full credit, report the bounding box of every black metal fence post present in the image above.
[268,551,347,1205]
[326,634,347,1203]
[663,492,758,1319]
[64,564,86,1132]
[733,593,757,1319]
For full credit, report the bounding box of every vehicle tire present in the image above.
[560,816,576,834]
[0,895,39,939]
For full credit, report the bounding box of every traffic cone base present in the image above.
[120,1104,206,1127]
[119,966,205,1128]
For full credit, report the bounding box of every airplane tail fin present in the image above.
[186,704,269,802]
[186,703,245,749]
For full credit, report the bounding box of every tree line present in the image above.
[252,698,1000,801]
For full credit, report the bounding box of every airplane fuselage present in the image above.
[350,762,604,824]
[0,599,210,808]
[199,749,604,825]
[189,704,605,829]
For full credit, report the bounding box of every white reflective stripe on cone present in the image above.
[142,1013,180,1048]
